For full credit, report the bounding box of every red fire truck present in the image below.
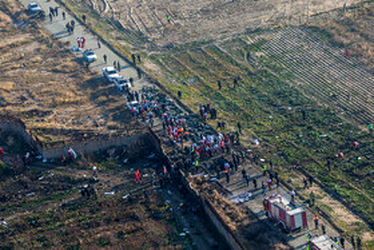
[263,193,308,232]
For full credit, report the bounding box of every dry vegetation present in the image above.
[0,0,143,147]
[71,0,363,48]
[310,4,374,72]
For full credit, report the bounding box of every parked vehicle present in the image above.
[102,66,121,82]
[263,193,307,232]
[309,235,343,250]
[27,2,42,12]
[83,49,97,63]
[113,77,131,92]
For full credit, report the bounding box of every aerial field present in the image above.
[89,0,362,47]
[24,0,374,245]
[0,0,143,147]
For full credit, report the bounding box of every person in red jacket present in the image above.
[135,169,141,183]
[0,147,3,157]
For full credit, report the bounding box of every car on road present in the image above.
[102,66,121,82]
[83,49,97,63]
[113,77,131,92]
[27,2,42,12]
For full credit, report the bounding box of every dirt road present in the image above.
[15,0,354,249]
[19,0,148,92]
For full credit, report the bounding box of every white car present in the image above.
[27,2,42,12]
[83,50,97,63]
[102,66,121,82]
[113,77,131,91]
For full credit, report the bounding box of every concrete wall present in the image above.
[176,169,245,250]
[42,130,161,159]
[201,198,244,250]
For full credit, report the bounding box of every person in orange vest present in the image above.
[313,215,319,229]
[135,169,141,183]
[0,147,3,158]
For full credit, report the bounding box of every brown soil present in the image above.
[0,159,176,249]
[310,3,374,72]
[91,0,362,48]
[0,0,144,147]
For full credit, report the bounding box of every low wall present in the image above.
[42,129,161,159]
[176,169,245,250]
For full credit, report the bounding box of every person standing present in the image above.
[81,37,86,48]
[263,164,267,176]
[49,7,54,16]
[117,61,121,71]
[233,78,238,88]
[357,237,361,250]
[97,39,101,49]
[245,175,249,187]
[54,7,58,16]
[135,169,140,183]
[313,215,319,229]
[310,191,315,206]
[103,54,107,64]
[308,175,313,187]
[131,54,136,65]
[49,13,53,22]
[0,147,3,158]
[129,77,134,87]
[303,178,308,189]
[237,122,242,134]
[290,190,295,203]
[252,178,257,189]
[82,14,86,23]
[225,169,230,183]
[267,178,272,190]
[76,37,81,48]
[60,154,66,165]
[62,11,65,20]
[340,237,345,249]
[137,68,141,79]
[241,168,246,180]
[137,54,141,63]
[351,236,355,249]
[321,224,326,234]
[217,80,222,90]
[92,166,97,176]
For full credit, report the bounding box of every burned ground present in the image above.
[0,155,179,249]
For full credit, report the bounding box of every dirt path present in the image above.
[14,0,372,248]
